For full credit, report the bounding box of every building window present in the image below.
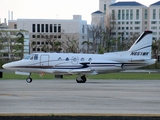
[122,10,125,20]
[130,10,133,20]
[32,35,35,38]
[58,35,61,38]
[112,10,115,19]
[159,9,160,19]
[82,25,85,33]
[37,24,40,32]
[136,9,139,20]
[151,21,157,24]
[54,35,57,38]
[153,9,156,19]
[104,4,106,14]
[122,22,125,24]
[32,24,36,32]
[41,24,44,32]
[145,9,148,19]
[135,27,140,30]
[37,35,40,38]
[145,21,147,24]
[58,24,61,32]
[130,21,132,24]
[33,48,36,51]
[118,22,121,24]
[151,27,157,30]
[135,21,140,24]
[37,48,40,51]
[50,24,53,32]
[130,27,132,30]
[118,10,121,20]
[54,24,57,32]
[126,9,129,20]
[37,41,40,45]
[45,24,48,32]
[14,24,17,29]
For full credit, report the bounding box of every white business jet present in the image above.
[2,31,156,83]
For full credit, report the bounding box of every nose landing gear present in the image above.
[26,77,32,83]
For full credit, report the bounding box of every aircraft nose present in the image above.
[2,63,10,69]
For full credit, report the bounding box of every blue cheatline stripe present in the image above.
[11,62,145,69]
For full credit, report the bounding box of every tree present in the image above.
[102,13,116,52]
[0,30,26,60]
[30,32,63,53]
[63,33,80,53]
[152,39,160,68]
[81,39,93,53]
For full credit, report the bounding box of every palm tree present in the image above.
[81,40,93,53]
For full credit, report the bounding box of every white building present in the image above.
[0,29,29,59]
[149,1,160,40]
[99,0,116,14]
[8,15,87,53]
[109,1,148,39]
[98,0,160,41]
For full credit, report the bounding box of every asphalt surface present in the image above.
[0,79,160,115]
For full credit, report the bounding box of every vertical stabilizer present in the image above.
[128,31,153,59]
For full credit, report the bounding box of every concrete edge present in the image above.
[0,113,160,117]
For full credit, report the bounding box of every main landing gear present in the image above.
[26,77,32,83]
[76,75,87,83]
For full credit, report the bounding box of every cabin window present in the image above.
[58,57,62,60]
[66,57,69,61]
[23,55,32,60]
[34,54,38,60]
[88,58,92,62]
[30,56,33,60]
[73,57,77,61]
[81,58,84,61]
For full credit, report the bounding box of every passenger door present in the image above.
[40,55,49,66]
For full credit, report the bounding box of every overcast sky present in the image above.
[0,0,159,24]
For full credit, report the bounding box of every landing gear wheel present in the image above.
[76,75,87,83]
[26,77,32,83]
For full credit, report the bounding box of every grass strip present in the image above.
[1,72,160,80]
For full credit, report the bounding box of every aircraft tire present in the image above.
[26,77,32,83]
[76,75,86,83]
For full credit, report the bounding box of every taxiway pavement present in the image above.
[0,79,160,115]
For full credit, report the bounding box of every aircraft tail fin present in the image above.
[128,31,153,59]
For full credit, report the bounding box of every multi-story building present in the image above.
[99,0,116,14]
[109,1,148,39]
[0,29,29,59]
[97,0,160,41]
[149,1,160,40]
[8,15,87,53]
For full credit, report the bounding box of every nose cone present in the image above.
[2,63,15,70]
[2,63,10,69]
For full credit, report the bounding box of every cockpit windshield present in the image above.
[23,54,38,60]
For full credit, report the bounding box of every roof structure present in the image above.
[150,1,160,6]
[110,1,145,6]
[92,10,104,14]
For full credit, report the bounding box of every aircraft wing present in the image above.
[54,68,97,75]
[128,59,145,62]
